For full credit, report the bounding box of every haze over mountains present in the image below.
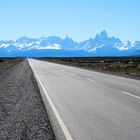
[0,31,140,57]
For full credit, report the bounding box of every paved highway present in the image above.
[29,59,140,140]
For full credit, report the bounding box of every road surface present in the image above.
[29,59,140,140]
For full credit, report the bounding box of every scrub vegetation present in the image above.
[39,57,140,79]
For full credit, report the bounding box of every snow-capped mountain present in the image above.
[0,31,140,57]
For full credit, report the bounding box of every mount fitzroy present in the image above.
[0,31,140,57]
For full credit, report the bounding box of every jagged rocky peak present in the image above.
[99,30,108,39]
[64,35,73,41]
[94,30,108,40]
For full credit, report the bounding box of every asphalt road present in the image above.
[29,59,140,140]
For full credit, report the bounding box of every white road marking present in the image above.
[87,78,97,83]
[33,71,73,140]
[122,91,140,99]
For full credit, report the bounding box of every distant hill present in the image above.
[0,31,140,57]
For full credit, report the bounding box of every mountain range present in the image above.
[0,31,140,57]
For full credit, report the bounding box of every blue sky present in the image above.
[0,0,140,41]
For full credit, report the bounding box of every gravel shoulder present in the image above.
[0,59,55,140]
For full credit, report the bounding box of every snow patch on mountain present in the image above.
[0,44,10,48]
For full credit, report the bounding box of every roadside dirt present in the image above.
[0,59,55,140]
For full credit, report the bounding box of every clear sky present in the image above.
[0,0,140,41]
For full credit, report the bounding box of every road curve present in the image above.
[28,59,140,140]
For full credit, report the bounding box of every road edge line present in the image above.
[32,70,73,140]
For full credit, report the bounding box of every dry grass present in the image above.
[39,57,140,79]
[0,58,24,75]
